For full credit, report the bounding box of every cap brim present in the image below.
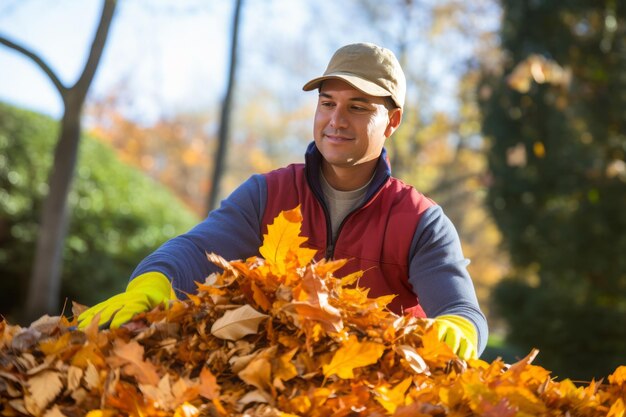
[302,73,390,98]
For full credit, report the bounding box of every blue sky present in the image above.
[0,1,242,120]
[0,0,499,124]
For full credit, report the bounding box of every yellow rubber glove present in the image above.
[77,272,175,329]
[434,314,478,360]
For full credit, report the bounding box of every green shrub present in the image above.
[0,103,199,324]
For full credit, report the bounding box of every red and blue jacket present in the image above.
[132,142,488,354]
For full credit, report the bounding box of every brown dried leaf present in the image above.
[67,365,83,391]
[211,305,268,341]
[83,360,101,390]
[238,358,272,391]
[43,405,67,417]
[25,370,63,415]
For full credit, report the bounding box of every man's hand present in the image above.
[77,272,175,329]
[433,314,478,360]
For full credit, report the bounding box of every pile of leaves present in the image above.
[1,208,625,417]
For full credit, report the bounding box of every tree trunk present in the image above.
[207,0,243,211]
[25,100,81,320]
[19,0,118,322]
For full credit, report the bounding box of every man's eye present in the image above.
[352,106,367,111]
[320,102,334,107]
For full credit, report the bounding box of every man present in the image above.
[79,43,488,359]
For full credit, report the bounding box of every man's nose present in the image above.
[329,107,348,129]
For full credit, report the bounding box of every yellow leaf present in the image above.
[339,269,362,286]
[375,377,413,414]
[238,355,272,391]
[322,335,385,379]
[39,332,72,356]
[314,258,348,278]
[210,304,268,341]
[273,347,298,382]
[174,402,200,417]
[608,398,625,417]
[259,206,315,274]
[85,411,116,417]
[609,365,626,387]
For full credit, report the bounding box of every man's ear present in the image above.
[385,108,403,137]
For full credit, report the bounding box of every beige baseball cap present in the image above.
[302,42,406,109]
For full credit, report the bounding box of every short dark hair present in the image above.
[384,97,399,110]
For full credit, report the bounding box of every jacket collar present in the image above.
[304,141,391,202]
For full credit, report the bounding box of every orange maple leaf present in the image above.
[198,367,220,400]
[106,339,160,385]
[609,365,626,388]
[322,335,385,379]
[290,267,343,333]
[259,206,317,275]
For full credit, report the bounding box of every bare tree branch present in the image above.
[0,34,66,95]
[72,0,117,101]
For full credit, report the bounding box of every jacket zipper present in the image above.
[316,179,388,260]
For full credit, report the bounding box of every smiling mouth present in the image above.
[324,133,354,142]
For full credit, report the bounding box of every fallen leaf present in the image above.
[607,398,625,417]
[173,402,200,417]
[67,365,83,391]
[199,367,220,400]
[374,377,413,414]
[259,206,314,274]
[83,360,101,390]
[396,344,429,374]
[238,349,274,392]
[43,405,68,417]
[25,370,63,415]
[272,347,298,382]
[322,335,385,379]
[211,305,268,341]
[39,332,73,356]
[107,339,160,385]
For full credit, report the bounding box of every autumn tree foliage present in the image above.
[1,207,625,416]
[479,0,626,379]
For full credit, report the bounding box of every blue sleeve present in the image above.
[130,174,267,297]
[408,205,489,355]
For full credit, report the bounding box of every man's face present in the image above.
[313,79,401,175]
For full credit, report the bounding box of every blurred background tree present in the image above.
[0,103,199,323]
[0,0,117,322]
[479,0,626,380]
[2,0,625,381]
